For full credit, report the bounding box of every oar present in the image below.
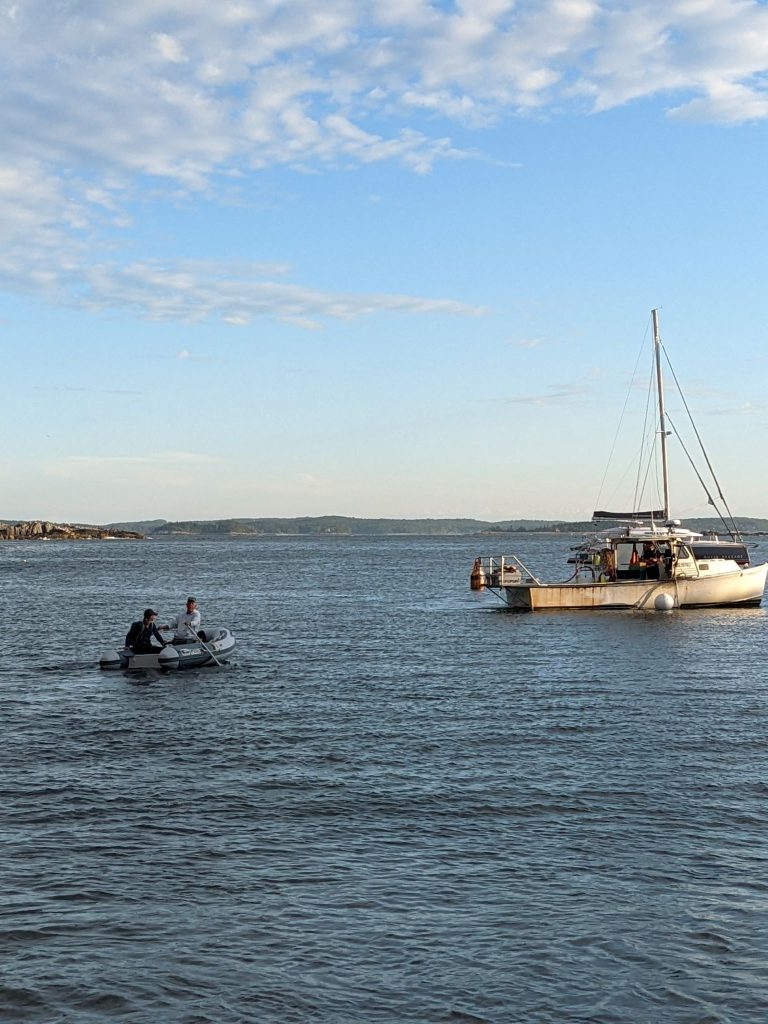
[186,620,223,667]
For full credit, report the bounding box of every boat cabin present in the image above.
[614,539,673,581]
[578,527,752,584]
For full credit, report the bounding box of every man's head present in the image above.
[143,608,158,622]
[186,597,197,609]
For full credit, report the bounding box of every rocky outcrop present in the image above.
[0,520,144,541]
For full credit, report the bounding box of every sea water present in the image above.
[2,536,768,1023]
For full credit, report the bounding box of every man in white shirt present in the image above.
[165,597,202,644]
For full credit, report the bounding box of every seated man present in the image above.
[125,609,168,653]
[164,597,202,644]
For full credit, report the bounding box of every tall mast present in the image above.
[652,308,670,520]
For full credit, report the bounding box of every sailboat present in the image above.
[471,310,768,611]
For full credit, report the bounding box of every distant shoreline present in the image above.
[0,520,143,542]
[4,515,768,541]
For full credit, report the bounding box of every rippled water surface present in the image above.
[3,536,768,1023]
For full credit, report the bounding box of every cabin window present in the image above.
[614,542,663,580]
[690,543,749,565]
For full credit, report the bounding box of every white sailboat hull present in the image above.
[496,563,768,611]
[472,309,768,615]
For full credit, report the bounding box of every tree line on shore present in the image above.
[5,515,768,541]
[111,515,768,538]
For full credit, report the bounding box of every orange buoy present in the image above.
[470,557,486,591]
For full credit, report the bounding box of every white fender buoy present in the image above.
[654,593,675,612]
[158,646,180,670]
[99,650,121,670]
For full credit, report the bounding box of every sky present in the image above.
[2,0,768,525]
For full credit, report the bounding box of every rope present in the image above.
[662,346,740,539]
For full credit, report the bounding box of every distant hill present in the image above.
[5,514,767,543]
[145,516,585,537]
[150,516,497,536]
[106,519,168,533]
[99,515,768,538]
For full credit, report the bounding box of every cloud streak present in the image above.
[76,259,486,326]
[31,386,144,396]
[504,382,593,406]
[43,451,229,481]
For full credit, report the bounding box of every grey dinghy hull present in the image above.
[99,627,236,671]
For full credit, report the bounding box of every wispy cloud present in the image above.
[702,401,768,417]
[504,382,592,406]
[32,385,143,396]
[2,2,768,320]
[75,258,486,327]
[43,451,228,480]
[509,336,544,349]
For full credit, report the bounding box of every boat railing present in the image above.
[481,554,539,587]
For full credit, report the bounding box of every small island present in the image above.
[0,520,144,541]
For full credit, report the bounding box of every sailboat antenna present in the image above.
[652,308,670,520]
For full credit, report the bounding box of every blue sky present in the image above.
[2,0,768,524]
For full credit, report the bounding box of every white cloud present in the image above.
[73,258,486,326]
[669,79,768,123]
[2,1,768,320]
[4,2,767,188]
[584,0,768,121]
[153,33,188,65]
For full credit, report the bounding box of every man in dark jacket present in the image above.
[125,609,168,653]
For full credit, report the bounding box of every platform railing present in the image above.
[482,554,539,586]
